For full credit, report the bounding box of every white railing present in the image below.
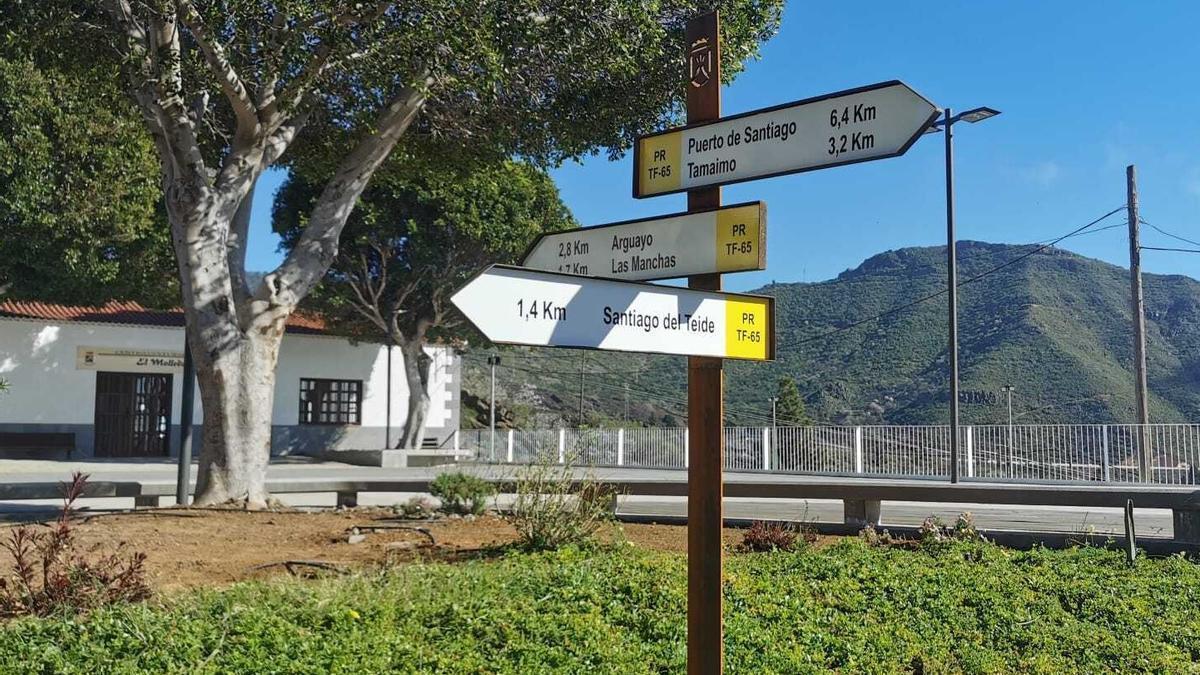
[457,424,1200,485]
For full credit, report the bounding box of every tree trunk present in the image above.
[398,337,433,450]
[191,323,284,508]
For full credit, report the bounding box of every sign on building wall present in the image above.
[76,346,184,373]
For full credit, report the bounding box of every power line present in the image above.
[1140,246,1200,254]
[1140,218,1200,248]
[788,205,1128,347]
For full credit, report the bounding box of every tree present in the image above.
[776,376,809,426]
[8,1,781,507]
[0,58,176,305]
[274,159,575,448]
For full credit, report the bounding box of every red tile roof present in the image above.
[0,300,327,334]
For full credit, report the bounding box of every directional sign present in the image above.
[634,80,938,198]
[451,265,774,361]
[521,202,766,282]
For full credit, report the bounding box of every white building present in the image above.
[0,300,460,459]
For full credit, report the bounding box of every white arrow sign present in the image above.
[452,265,774,361]
[635,80,938,198]
[521,202,766,281]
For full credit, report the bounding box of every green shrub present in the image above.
[508,459,616,551]
[4,541,1200,673]
[429,472,495,515]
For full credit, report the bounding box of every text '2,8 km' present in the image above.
[522,202,766,282]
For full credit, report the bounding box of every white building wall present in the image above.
[0,317,459,457]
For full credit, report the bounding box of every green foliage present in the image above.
[3,542,1200,672]
[4,1,782,172]
[509,458,616,551]
[274,159,575,345]
[774,376,808,425]
[429,472,496,515]
[0,57,175,305]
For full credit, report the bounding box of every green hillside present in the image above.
[461,242,1200,428]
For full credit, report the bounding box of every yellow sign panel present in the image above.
[636,132,682,196]
[714,203,765,273]
[724,297,772,361]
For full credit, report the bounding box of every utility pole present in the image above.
[1127,165,1152,480]
[487,355,500,460]
[944,107,962,484]
[770,396,778,465]
[684,11,724,675]
[624,383,630,423]
[1001,384,1014,477]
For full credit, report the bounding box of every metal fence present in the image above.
[456,423,1200,485]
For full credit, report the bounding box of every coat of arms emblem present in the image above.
[689,36,712,88]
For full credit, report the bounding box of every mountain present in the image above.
[460,242,1200,428]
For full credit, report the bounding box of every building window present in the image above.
[299,378,362,425]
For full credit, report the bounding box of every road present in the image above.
[0,457,1176,537]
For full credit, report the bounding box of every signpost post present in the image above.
[451,10,945,671]
[683,12,725,675]
[634,80,939,198]
[521,202,766,282]
[450,265,774,361]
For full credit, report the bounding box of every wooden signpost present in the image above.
[682,12,725,675]
[449,8,940,673]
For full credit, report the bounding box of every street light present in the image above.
[926,105,1001,483]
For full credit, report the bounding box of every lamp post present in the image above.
[925,106,1001,483]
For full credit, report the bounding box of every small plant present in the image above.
[395,496,437,519]
[0,472,149,618]
[429,472,496,515]
[952,512,982,541]
[918,516,949,547]
[509,454,617,551]
[918,513,984,550]
[860,524,895,547]
[741,521,800,552]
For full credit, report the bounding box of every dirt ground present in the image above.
[0,508,805,592]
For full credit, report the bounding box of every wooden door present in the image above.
[94,372,172,457]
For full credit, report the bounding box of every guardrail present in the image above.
[454,424,1200,485]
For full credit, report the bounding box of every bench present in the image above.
[0,433,75,460]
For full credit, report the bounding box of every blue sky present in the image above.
[247,1,1199,292]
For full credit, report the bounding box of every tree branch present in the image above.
[265,86,425,308]
[227,181,256,318]
[177,1,259,141]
